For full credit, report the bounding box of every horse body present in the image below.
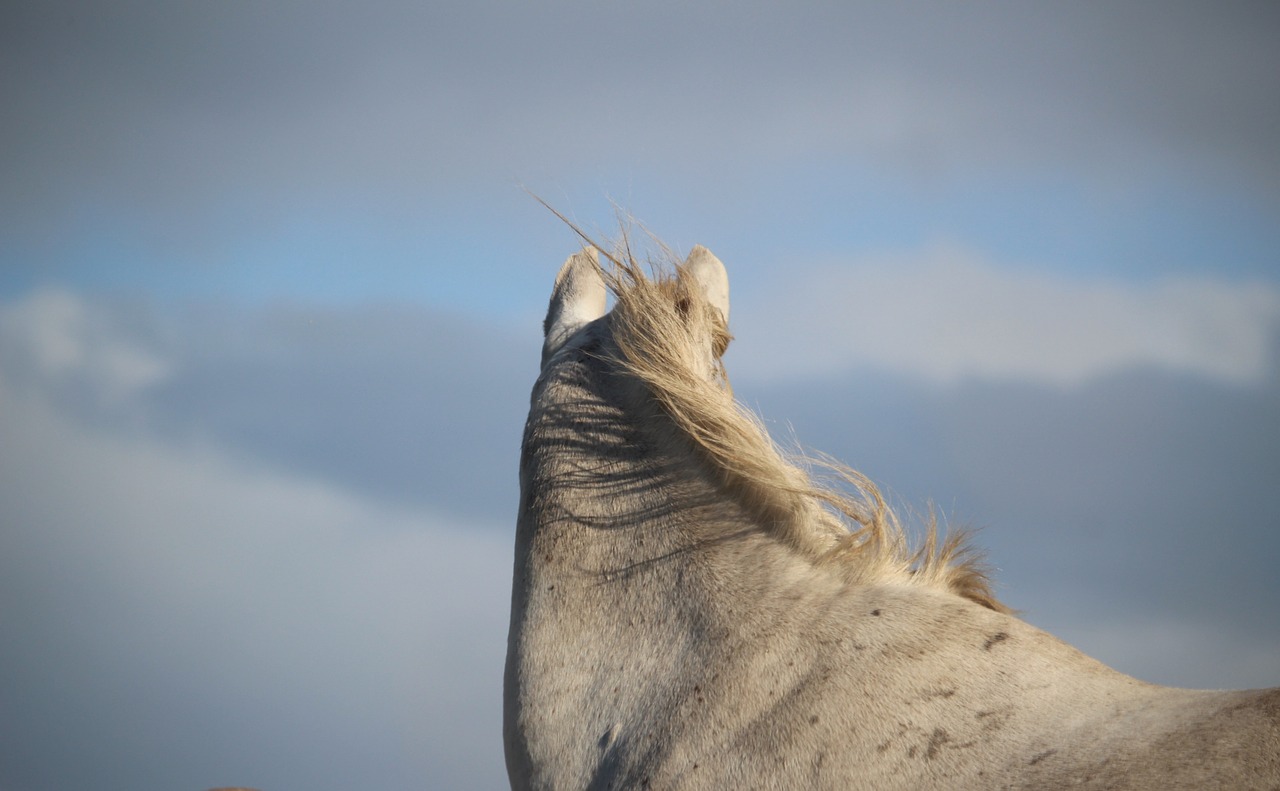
[504,245,1279,790]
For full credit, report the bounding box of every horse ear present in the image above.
[684,245,730,323]
[543,247,606,365]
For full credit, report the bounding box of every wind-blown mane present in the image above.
[592,236,1006,612]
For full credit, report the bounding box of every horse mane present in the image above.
[546,208,1007,612]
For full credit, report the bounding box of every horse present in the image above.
[503,242,1280,790]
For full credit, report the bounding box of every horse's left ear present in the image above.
[543,247,606,366]
[684,245,730,324]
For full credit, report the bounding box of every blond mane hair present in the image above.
[562,224,1006,613]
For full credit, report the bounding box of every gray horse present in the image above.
[504,243,1279,790]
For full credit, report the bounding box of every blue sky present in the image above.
[5,168,1279,302]
[2,3,1278,790]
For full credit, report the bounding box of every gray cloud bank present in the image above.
[3,2,1278,243]
[0,290,538,522]
[2,288,1278,789]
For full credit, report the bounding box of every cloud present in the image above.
[0,289,170,403]
[0,365,512,790]
[2,1,1276,240]
[0,287,527,789]
[0,289,539,522]
[734,245,1280,386]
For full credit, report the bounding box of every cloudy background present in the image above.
[2,3,1278,789]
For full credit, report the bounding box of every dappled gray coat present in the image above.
[504,243,1280,790]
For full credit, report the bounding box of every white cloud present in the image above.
[735,245,1280,386]
[0,289,170,402]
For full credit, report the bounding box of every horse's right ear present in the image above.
[543,247,606,366]
[684,245,730,324]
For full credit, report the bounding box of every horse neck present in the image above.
[508,362,749,782]
[517,361,723,588]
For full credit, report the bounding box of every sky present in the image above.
[1,2,1279,789]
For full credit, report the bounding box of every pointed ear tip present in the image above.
[562,247,603,279]
[558,248,603,278]
[686,245,725,269]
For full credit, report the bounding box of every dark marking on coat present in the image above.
[983,632,1010,651]
[925,728,950,759]
[975,707,1014,733]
